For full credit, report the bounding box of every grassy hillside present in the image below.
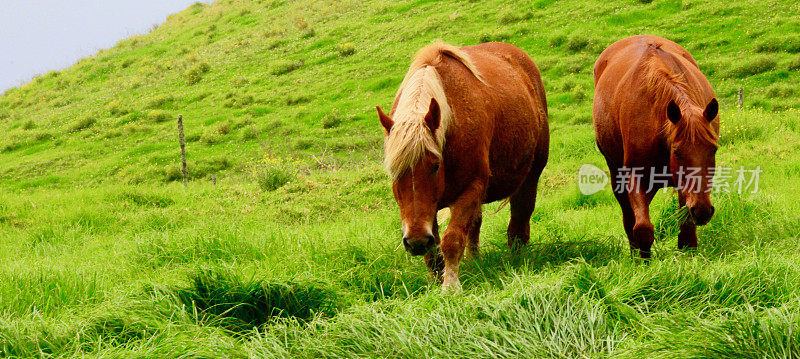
[1,0,800,357]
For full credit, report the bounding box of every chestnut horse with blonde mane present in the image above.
[377,42,549,289]
[593,35,720,258]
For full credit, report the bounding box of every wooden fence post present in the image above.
[738,87,743,112]
[177,114,188,187]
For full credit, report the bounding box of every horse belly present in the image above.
[484,123,539,203]
[485,171,529,203]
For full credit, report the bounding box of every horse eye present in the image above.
[673,149,681,158]
[431,162,440,174]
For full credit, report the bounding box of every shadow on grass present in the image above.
[461,235,625,288]
[171,268,340,332]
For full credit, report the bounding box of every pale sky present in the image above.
[0,0,213,92]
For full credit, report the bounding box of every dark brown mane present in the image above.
[640,44,691,104]
[639,44,718,146]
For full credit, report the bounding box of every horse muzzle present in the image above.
[403,234,436,256]
[689,205,715,226]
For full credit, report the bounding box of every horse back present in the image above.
[593,35,711,168]
[594,35,699,85]
[435,43,549,204]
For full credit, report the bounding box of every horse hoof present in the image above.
[442,273,462,292]
[442,280,462,292]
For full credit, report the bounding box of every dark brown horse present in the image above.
[593,35,720,258]
[376,42,549,289]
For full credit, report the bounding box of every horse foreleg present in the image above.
[425,220,445,281]
[677,193,698,249]
[441,181,485,291]
[627,175,657,259]
[424,251,445,282]
[612,190,636,255]
[466,208,482,256]
[678,224,698,249]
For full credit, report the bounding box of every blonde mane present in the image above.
[641,44,718,146]
[383,43,485,178]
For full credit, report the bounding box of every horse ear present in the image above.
[376,106,393,134]
[667,100,681,125]
[704,98,718,122]
[424,98,440,132]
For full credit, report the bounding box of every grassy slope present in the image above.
[1,0,800,357]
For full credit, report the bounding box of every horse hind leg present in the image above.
[507,162,544,250]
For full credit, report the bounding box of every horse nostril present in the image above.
[709,206,715,217]
[403,237,410,248]
[425,234,435,245]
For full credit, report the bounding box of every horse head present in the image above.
[378,98,445,255]
[666,98,719,225]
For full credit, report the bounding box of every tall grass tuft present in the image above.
[727,55,778,78]
[646,306,800,358]
[272,60,304,76]
[653,193,688,241]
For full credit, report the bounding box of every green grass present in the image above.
[1,0,800,357]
